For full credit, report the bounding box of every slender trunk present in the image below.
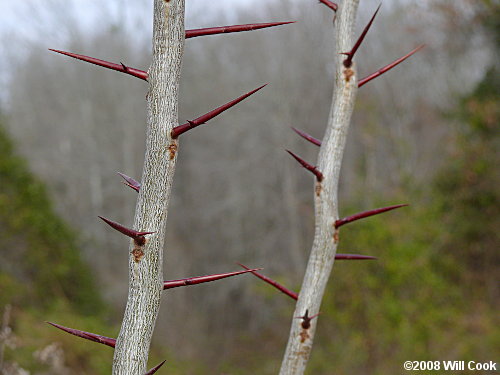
[112,1,185,374]
[279,1,359,374]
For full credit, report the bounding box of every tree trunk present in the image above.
[112,1,185,373]
[279,1,359,374]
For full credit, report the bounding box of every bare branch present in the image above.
[280,1,361,373]
[111,1,185,373]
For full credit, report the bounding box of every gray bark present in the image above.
[279,1,360,374]
[112,1,185,374]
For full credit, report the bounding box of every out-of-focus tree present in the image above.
[433,0,499,300]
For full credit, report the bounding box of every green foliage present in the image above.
[0,119,112,373]
[0,121,102,314]
[433,67,499,295]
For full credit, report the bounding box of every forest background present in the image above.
[0,0,498,374]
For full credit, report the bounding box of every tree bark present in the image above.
[112,1,185,374]
[279,1,359,374]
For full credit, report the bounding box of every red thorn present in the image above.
[237,263,298,300]
[163,268,263,290]
[296,310,321,329]
[343,4,381,68]
[335,253,377,260]
[318,0,338,11]
[46,322,116,348]
[286,150,323,182]
[186,22,294,39]
[335,204,408,228]
[358,44,425,87]
[171,84,267,138]
[49,49,148,81]
[98,216,154,244]
[291,127,322,146]
[117,172,141,192]
[144,360,166,375]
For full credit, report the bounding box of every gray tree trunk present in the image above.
[279,1,360,374]
[112,1,185,374]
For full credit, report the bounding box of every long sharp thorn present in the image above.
[237,263,298,300]
[286,150,323,182]
[358,44,425,87]
[49,49,148,81]
[335,253,377,260]
[171,84,267,138]
[291,127,322,146]
[342,4,381,67]
[98,216,154,242]
[163,268,263,290]
[186,22,294,39]
[117,172,141,192]
[318,0,338,11]
[144,360,166,375]
[145,361,166,375]
[46,322,116,348]
[335,204,408,228]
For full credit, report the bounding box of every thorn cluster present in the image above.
[335,204,408,228]
[296,309,321,329]
[171,84,267,138]
[286,150,323,181]
[98,216,154,246]
[342,4,381,68]
[186,22,294,39]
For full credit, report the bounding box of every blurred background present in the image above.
[0,0,498,373]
